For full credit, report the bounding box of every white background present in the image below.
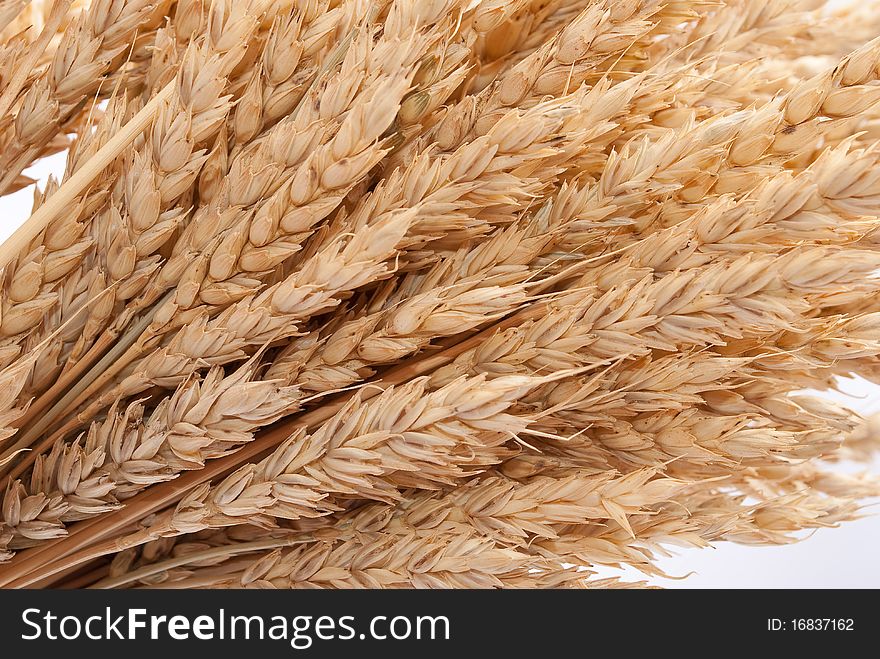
[3,47,879,589]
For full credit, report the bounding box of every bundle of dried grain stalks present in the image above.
[0,0,878,589]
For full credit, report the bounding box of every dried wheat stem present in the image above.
[22,3,439,436]
[140,4,463,328]
[7,292,162,453]
[58,0,263,364]
[0,0,162,194]
[0,80,173,273]
[71,369,593,554]
[107,460,866,588]
[36,68,615,433]
[0,357,301,552]
[0,338,559,585]
[0,3,377,446]
[1,209,415,480]
[2,0,879,590]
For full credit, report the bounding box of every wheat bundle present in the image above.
[0,0,878,589]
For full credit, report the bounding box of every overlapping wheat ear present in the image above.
[0,0,879,588]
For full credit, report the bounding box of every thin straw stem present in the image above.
[0,299,552,588]
[0,299,163,476]
[58,563,111,589]
[0,80,174,273]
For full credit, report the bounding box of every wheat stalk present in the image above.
[0,0,879,589]
[0,355,301,551]
[12,62,641,453]
[7,2,451,442]
[0,0,163,194]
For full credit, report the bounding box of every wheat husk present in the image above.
[0,0,879,589]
